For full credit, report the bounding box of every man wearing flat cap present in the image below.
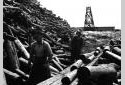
[27,31,53,85]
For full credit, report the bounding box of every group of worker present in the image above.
[4,30,84,85]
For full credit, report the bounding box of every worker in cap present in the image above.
[27,31,53,85]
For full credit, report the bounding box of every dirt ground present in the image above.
[81,31,121,54]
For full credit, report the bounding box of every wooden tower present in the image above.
[84,7,95,27]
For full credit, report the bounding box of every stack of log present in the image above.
[3,31,72,85]
[38,45,121,85]
[3,35,121,85]
[3,32,71,85]
[3,0,121,85]
[3,0,73,42]
[3,0,73,85]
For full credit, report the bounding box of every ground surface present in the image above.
[81,31,121,54]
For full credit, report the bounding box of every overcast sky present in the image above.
[37,0,121,29]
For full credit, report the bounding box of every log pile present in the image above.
[3,0,121,85]
[3,0,73,85]
[3,0,73,50]
[38,45,121,85]
[3,30,121,85]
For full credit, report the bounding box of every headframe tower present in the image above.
[84,6,95,27]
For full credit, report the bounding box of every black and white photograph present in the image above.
[3,0,121,85]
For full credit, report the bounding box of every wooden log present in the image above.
[70,50,104,85]
[3,50,29,80]
[42,50,103,85]
[19,57,31,74]
[104,46,110,51]
[4,32,27,45]
[61,69,77,85]
[37,48,103,85]
[61,55,94,85]
[3,68,20,80]
[88,55,96,61]
[61,51,99,85]
[4,32,30,60]
[84,48,102,63]
[49,65,60,73]
[81,47,102,61]
[87,63,117,78]
[55,49,65,54]
[55,54,71,59]
[14,69,29,80]
[96,47,103,52]
[38,58,82,85]
[51,72,59,77]
[104,47,121,65]
[5,40,20,70]
[3,32,16,41]
[52,59,63,71]
[4,32,27,47]
[18,36,27,41]
[70,59,83,71]
[112,46,121,56]
[15,26,27,34]
[14,39,30,60]
[3,6,20,9]
[69,52,103,85]
[3,68,24,85]
[3,72,7,85]
[52,54,67,58]
[19,57,28,64]
[87,51,103,66]
[80,51,99,65]
[74,52,103,83]
[77,63,118,85]
[94,50,100,56]
[82,51,95,59]
[57,57,68,61]
[48,60,84,85]
[104,51,121,61]
[61,59,88,85]
[87,48,103,62]
[3,22,26,36]
[53,57,67,68]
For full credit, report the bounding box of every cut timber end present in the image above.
[112,47,121,56]
[61,69,77,85]
[70,59,83,71]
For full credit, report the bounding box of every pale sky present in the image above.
[37,0,121,29]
